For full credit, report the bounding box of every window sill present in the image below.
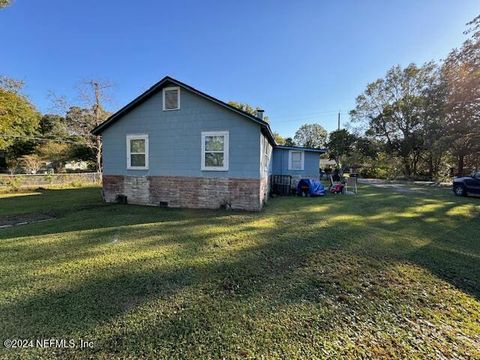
[201,167,229,171]
[127,167,149,170]
[162,108,180,111]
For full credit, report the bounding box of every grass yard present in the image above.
[0,184,479,359]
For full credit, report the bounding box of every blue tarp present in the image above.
[297,178,327,196]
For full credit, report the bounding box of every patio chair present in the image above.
[344,176,358,194]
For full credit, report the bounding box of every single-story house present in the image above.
[91,76,325,211]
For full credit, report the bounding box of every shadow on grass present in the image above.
[0,185,479,357]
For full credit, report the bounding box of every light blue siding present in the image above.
[102,85,261,179]
[272,148,320,178]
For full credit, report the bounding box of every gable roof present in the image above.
[91,76,276,145]
[274,145,326,153]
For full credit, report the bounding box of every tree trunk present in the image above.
[92,81,102,173]
[427,154,434,181]
[96,137,102,172]
[457,155,465,176]
[412,154,419,179]
[403,156,412,178]
[334,154,340,169]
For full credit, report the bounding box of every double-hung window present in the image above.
[288,150,304,171]
[163,87,180,110]
[126,134,149,170]
[201,131,229,171]
[263,138,270,173]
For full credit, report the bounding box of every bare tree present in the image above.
[64,80,112,172]
[89,80,112,172]
[0,76,24,92]
[47,90,70,115]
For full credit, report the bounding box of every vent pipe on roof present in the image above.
[256,109,264,120]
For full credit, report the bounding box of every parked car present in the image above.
[453,171,480,196]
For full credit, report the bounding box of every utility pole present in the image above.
[337,111,341,131]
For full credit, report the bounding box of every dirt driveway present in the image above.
[358,178,451,194]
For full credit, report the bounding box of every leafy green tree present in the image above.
[39,114,69,140]
[326,129,357,167]
[354,137,379,160]
[227,101,269,121]
[293,123,327,149]
[421,76,449,179]
[442,15,480,175]
[273,132,285,145]
[0,77,40,151]
[0,1,11,9]
[350,63,439,178]
[4,138,37,169]
[284,137,296,146]
[36,141,71,173]
[343,137,383,174]
[70,143,96,163]
[20,154,43,174]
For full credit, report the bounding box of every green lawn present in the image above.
[0,185,479,359]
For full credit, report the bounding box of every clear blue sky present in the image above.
[1,0,478,136]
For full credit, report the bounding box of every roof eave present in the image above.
[274,145,326,153]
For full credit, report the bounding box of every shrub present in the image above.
[69,181,85,188]
[0,176,23,192]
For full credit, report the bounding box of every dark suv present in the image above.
[453,171,480,196]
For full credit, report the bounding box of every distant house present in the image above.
[92,76,325,211]
[65,160,89,172]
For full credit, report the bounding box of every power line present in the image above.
[269,109,347,117]
[268,111,350,122]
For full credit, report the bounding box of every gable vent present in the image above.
[163,87,180,110]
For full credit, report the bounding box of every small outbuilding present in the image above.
[272,146,325,187]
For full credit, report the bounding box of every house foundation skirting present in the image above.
[103,175,267,211]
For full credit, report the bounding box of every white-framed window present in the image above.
[126,134,149,170]
[288,150,304,171]
[201,131,229,171]
[263,137,270,173]
[163,86,180,111]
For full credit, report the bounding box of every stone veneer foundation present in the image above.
[103,175,269,211]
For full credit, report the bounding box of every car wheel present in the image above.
[454,184,467,196]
